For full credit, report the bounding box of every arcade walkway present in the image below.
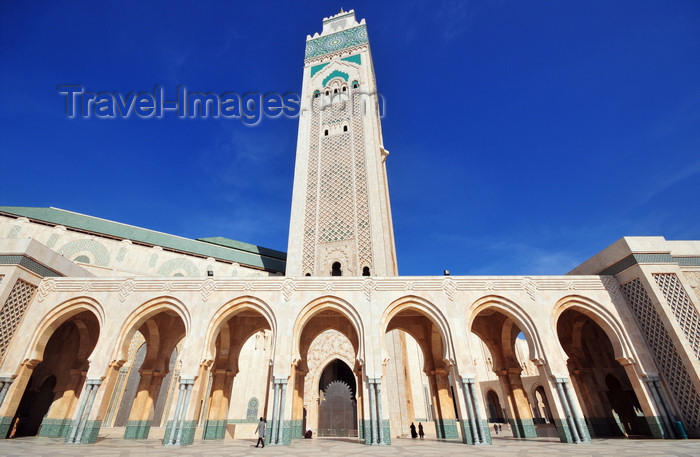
[0,436,698,457]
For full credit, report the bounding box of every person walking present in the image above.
[410,422,417,438]
[494,423,499,434]
[255,417,266,448]
[418,422,424,439]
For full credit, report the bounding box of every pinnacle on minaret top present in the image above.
[317,8,363,37]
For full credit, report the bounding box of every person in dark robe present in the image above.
[410,422,417,438]
[418,422,424,439]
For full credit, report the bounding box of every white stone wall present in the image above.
[1,215,272,278]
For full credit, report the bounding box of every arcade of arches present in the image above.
[0,282,691,448]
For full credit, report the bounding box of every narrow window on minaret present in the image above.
[324,129,329,136]
[331,262,342,276]
[343,125,348,132]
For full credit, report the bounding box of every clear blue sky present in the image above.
[1,1,698,276]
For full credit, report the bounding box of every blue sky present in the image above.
[1,1,698,276]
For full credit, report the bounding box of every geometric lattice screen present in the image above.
[0,279,37,365]
[621,278,700,431]
[653,273,700,359]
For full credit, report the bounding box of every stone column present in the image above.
[460,378,479,444]
[367,378,377,444]
[467,379,491,444]
[65,382,92,444]
[269,380,280,445]
[562,378,590,442]
[375,379,386,444]
[173,380,194,446]
[554,378,582,443]
[163,378,195,446]
[66,378,102,444]
[273,378,287,445]
[163,381,186,445]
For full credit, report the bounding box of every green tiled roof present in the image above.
[0,206,286,273]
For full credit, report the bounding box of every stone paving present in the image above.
[0,436,699,457]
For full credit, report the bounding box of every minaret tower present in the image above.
[286,9,397,277]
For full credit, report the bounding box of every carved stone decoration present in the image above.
[362,278,375,301]
[443,278,456,301]
[524,277,536,301]
[118,279,135,302]
[602,276,620,297]
[304,329,356,403]
[282,279,296,302]
[36,279,55,302]
[200,278,216,302]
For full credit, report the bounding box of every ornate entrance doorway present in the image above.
[317,360,357,437]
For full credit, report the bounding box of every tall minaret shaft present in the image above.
[286,10,397,277]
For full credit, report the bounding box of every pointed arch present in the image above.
[112,296,191,364]
[381,295,455,364]
[292,295,365,365]
[552,294,636,364]
[25,296,104,363]
[202,295,277,363]
[468,295,546,365]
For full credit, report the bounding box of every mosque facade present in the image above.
[0,9,698,447]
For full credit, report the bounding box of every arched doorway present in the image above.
[8,311,99,438]
[318,359,357,437]
[486,390,505,423]
[293,304,363,442]
[385,306,459,441]
[115,308,186,440]
[202,307,272,440]
[557,309,651,437]
[532,385,554,424]
[470,308,539,439]
[111,337,180,429]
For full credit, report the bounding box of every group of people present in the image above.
[257,417,431,445]
[409,422,424,439]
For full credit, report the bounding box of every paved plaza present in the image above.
[0,436,699,457]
